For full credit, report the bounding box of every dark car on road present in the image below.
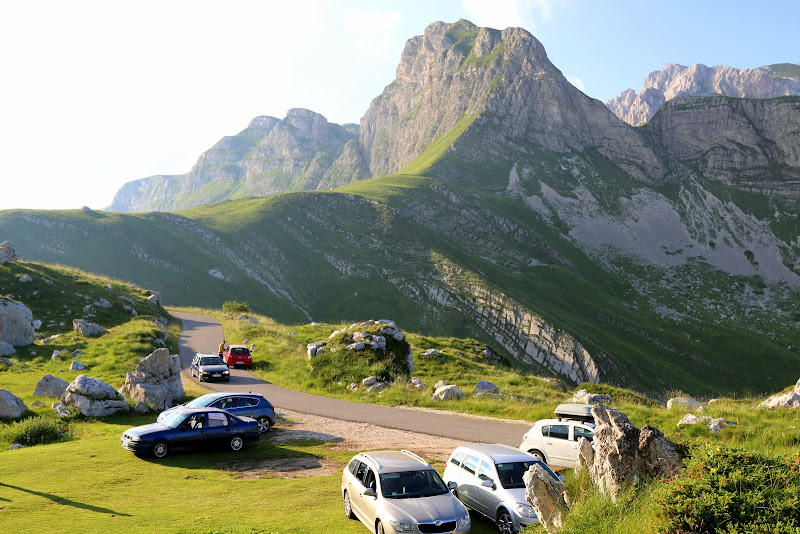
[190,352,230,382]
[121,407,260,458]
[157,392,276,433]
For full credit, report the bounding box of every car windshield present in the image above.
[185,396,213,408]
[160,411,189,429]
[496,461,559,489]
[199,356,224,365]
[379,470,449,499]
[231,348,249,355]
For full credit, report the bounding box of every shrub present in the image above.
[222,301,251,314]
[653,441,800,533]
[1,416,70,447]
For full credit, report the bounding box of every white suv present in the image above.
[518,404,595,468]
[443,444,561,534]
[341,449,471,534]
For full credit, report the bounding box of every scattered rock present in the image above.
[524,463,570,533]
[347,382,359,391]
[481,347,502,364]
[9,443,25,450]
[307,341,326,358]
[248,316,260,325]
[133,401,149,414]
[42,334,61,344]
[347,342,366,351]
[72,319,107,337]
[434,380,448,389]
[410,377,426,390]
[119,348,184,410]
[758,377,800,409]
[572,388,613,405]
[29,400,45,408]
[34,373,71,397]
[667,397,703,411]
[0,298,34,346]
[19,274,32,283]
[362,376,378,388]
[474,380,500,395]
[145,290,162,306]
[69,360,86,372]
[677,413,711,427]
[94,298,112,308]
[71,349,83,357]
[52,402,70,417]
[0,241,19,264]
[707,418,736,435]
[0,388,27,419]
[0,342,16,356]
[420,349,439,357]
[51,350,61,360]
[432,384,465,401]
[61,375,129,417]
[365,382,386,393]
[575,436,594,475]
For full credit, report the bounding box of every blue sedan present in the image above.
[158,392,276,433]
[121,407,260,458]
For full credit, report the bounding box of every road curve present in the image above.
[171,311,530,447]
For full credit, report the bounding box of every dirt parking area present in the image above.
[219,408,475,479]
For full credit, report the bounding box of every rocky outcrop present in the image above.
[109,110,361,212]
[119,348,184,410]
[0,241,18,264]
[572,389,613,405]
[0,389,27,419]
[61,375,129,417]
[523,463,570,533]
[758,377,800,409]
[588,405,682,499]
[72,319,107,337]
[0,298,34,346]
[34,374,71,398]
[607,63,800,125]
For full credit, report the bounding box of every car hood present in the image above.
[505,487,533,508]
[197,364,228,373]
[124,422,171,438]
[382,492,466,524]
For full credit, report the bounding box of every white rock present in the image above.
[362,376,378,387]
[432,384,465,401]
[0,389,27,418]
[667,397,703,411]
[18,274,32,283]
[34,374,70,397]
[69,360,86,372]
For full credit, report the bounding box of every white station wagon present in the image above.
[518,404,595,468]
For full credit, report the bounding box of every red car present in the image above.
[223,345,253,369]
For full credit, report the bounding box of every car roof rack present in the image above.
[400,450,428,465]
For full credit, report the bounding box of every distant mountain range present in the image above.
[4,20,799,396]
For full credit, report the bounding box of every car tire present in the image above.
[376,521,385,534]
[152,440,169,459]
[529,449,546,463]
[229,435,244,451]
[497,509,516,534]
[343,491,354,519]
[256,416,272,433]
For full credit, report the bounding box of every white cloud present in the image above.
[568,76,586,92]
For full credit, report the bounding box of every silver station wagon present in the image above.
[444,444,561,534]
[342,449,471,534]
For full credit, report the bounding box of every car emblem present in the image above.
[435,521,442,526]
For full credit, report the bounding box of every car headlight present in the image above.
[223,370,229,374]
[516,503,537,518]
[389,520,415,532]
[457,515,471,527]
[127,435,141,442]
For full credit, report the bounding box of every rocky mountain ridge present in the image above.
[606,62,800,126]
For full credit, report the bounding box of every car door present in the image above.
[569,424,594,467]
[232,397,257,419]
[345,461,371,524]
[173,413,207,449]
[456,454,482,510]
[473,459,501,518]
[205,411,233,445]
[544,424,572,466]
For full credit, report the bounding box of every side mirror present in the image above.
[363,488,377,498]
[558,475,565,482]
[447,481,458,492]
[481,479,495,489]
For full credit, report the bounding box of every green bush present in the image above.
[1,416,70,447]
[653,441,800,533]
[222,300,251,314]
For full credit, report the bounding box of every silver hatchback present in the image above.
[342,450,471,534]
[443,444,561,534]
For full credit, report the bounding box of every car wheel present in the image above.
[343,491,354,519]
[376,521,385,534]
[529,449,546,463]
[152,440,169,459]
[497,509,516,534]
[229,435,244,451]
[256,416,272,433]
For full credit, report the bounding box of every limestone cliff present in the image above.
[607,63,800,125]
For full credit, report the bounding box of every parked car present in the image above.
[342,449,471,534]
[121,407,260,458]
[518,404,595,468]
[444,444,561,534]
[190,352,230,382]
[223,344,253,369]
[157,392,275,433]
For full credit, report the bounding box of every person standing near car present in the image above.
[218,340,226,357]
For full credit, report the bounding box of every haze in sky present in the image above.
[1,0,798,211]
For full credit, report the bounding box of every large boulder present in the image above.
[524,463,570,533]
[72,319,107,337]
[432,384,465,401]
[758,377,800,409]
[0,241,18,264]
[61,375,129,417]
[572,388,613,405]
[474,380,500,395]
[667,396,703,411]
[34,373,71,398]
[0,389,27,419]
[588,405,682,499]
[119,348,184,410]
[0,341,16,356]
[0,298,34,346]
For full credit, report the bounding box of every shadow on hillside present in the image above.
[0,482,131,515]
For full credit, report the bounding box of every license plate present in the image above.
[212,373,221,377]
[236,361,243,365]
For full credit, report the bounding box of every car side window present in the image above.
[549,424,569,440]
[362,468,377,491]
[477,460,495,482]
[450,451,466,467]
[186,414,205,429]
[348,459,362,476]
[208,412,228,428]
[540,425,551,436]
[462,455,480,475]
[574,426,594,442]
[243,397,259,407]
[354,461,368,483]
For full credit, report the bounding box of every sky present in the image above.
[1,0,798,211]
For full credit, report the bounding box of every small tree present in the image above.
[222,301,251,314]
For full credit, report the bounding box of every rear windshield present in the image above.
[496,461,559,489]
[230,348,250,355]
[379,470,449,499]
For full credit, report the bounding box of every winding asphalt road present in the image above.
[171,311,530,446]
